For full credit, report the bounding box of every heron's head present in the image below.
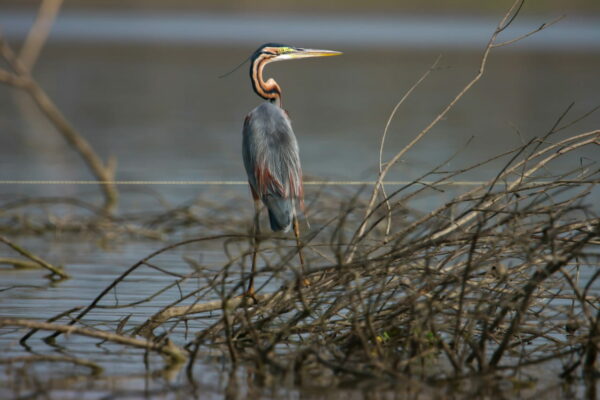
[246,43,341,104]
[252,43,342,64]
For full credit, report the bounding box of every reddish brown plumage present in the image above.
[254,164,285,197]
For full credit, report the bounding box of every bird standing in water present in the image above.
[241,43,341,295]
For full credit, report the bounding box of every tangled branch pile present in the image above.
[148,129,599,385]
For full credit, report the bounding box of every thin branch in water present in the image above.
[0,235,68,280]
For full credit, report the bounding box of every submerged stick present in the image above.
[0,318,186,365]
[0,257,43,270]
[0,236,68,280]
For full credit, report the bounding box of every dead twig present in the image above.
[0,235,68,280]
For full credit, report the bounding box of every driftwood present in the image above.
[0,318,186,366]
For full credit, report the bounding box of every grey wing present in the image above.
[242,103,303,231]
[242,103,303,201]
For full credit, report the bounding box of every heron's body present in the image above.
[239,43,341,295]
[243,101,302,232]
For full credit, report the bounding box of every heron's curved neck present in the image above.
[250,53,282,107]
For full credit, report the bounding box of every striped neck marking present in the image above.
[250,52,282,105]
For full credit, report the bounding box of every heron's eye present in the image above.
[278,47,293,54]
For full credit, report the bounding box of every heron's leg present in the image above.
[248,199,261,297]
[293,215,306,277]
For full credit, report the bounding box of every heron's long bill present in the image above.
[287,48,343,60]
[270,49,342,61]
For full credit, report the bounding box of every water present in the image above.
[1,10,600,51]
[0,11,599,191]
[0,10,599,398]
[2,47,599,200]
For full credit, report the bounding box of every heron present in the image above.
[242,43,342,295]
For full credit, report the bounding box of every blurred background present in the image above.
[0,0,599,207]
[3,0,600,13]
